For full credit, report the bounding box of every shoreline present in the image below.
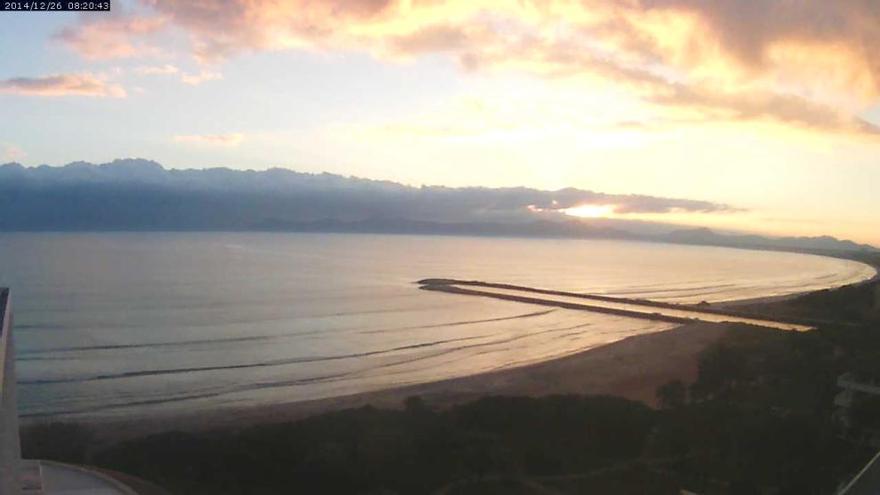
[714,259,879,308]
[69,322,731,444]
[21,250,878,443]
[30,266,879,443]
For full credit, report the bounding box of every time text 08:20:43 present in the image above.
[1,1,109,10]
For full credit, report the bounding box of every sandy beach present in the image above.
[82,321,732,442]
[126,265,876,439]
[39,255,878,444]
[48,262,880,444]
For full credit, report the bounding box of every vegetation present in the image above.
[649,326,871,494]
[645,275,880,494]
[23,396,659,494]
[656,379,686,410]
[20,421,93,464]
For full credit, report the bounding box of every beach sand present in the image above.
[87,322,730,442]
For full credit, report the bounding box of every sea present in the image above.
[0,233,873,419]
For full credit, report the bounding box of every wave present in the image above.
[358,309,555,334]
[20,333,502,385]
[19,309,555,356]
[19,320,599,416]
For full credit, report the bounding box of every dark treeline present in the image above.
[24,396,669,494]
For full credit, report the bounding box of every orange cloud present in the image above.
[173,133,244,146]
[632,1,878,75]
[0,73,126,97]
[142,0,397,62]
[54,16,166,59]
[612,0,880,110]
[55,0,880,135]
[381,18,878,136]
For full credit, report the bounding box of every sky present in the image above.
[1,0,879,245]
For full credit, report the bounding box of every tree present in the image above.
[657,380,687,409]
[690,345,746,400]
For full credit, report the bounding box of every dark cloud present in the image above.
[0,160,739,230]
[0,74,126,97]
[647,82,880,134]
[637,0,880,80]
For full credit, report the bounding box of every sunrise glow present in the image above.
[561,204,617,219]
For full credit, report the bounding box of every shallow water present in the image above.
[0,233,873,418]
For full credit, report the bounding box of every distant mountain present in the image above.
[664,228,878,253]
[0,159,875,254]
[0,158,725,231]
[250,217,636,239]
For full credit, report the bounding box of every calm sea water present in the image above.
[0,233,873,419]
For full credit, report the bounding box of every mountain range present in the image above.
[0,159,875,254]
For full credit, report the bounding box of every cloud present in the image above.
[470,187,738,217]
[0,158,738,226]
[634,0,878,84]
[54,15,166,59]
[1,144,26,162]
[646,82,880,135]
[378,13,878,136]
[173,133,244,146]
[54,1,880,136]
[134,64,180,75]
[425,187,741,224]
[180,70,222,85]
[144,0,396,63]
[134,65,222,86]
[0,73,126,97]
